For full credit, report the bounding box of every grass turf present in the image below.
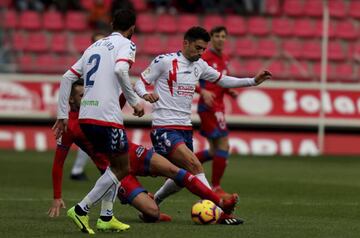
[0,150,359,238]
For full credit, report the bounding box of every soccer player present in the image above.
[133,26,271,208]
[194,26,237,198]
[49,80,240,224]
[70,32,107,181]
[53,9,144,234]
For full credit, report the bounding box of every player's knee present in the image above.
[187,158,203,174]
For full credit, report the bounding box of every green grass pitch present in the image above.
[0,150,359,238]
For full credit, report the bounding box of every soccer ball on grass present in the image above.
[191,200,221,225]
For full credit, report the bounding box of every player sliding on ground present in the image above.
[48,79,241,225]
[133,26,272,212]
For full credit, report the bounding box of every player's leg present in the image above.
[195,139,215,163]
[70,148,89,180]
[211,135,230,196]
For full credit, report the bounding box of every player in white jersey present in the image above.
[53,10,144,234]
[134,26,271,211]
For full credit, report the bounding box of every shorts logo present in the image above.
[135,146,145,158]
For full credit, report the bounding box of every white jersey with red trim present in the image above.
[141,52,221,127]
[70,32,136,128]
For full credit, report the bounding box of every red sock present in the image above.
[182,171,221,206]
[212,150,229,187]
[195,150,212,164]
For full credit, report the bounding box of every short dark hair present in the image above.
[184,26,210,42]
[71,78,84,94]
[210,26,227,36]
[112,9,136,31]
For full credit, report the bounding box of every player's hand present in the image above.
[143,93,159,103]
[254,70,272,85]
[52,119,68,139]
[227,89,238,99]
[132,103,145,117]
[201,89,215,107]
[48,198,66,218]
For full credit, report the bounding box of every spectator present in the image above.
[88,0,110,30]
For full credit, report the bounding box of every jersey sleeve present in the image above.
[199,59,222,83]
[115,40,136,67]
[140,55,167,85]
[69,55,84,78]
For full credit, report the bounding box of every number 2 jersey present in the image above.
[69,32,136,128]
[140,51,222,128]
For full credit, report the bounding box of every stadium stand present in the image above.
[1,0,359,82]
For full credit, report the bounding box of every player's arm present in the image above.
[53,57,84,139]
[134,56,166,103]
[48,136,73,217]
[200,60,271,88]
[115,43,144,117]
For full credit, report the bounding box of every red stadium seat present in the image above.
[137,13,156,33]
[35,54,58,73]
[257,39,277,58]
[314,19,336,38]
[72,34,92,53]
[302,40,321,60]
[243,59,264,75]
[289,61,311,79]
[142,35,165,55]
[235,38,256,57]
[3,10,18,29]
[178,15,199,33]
[19,11,41,30]
[50,33,68,53]
[12,32,26,51]
[328,41,346,61]
[329,0,347,18]
[335,21,357,40]
[224,15,246,36]
[349,1,360,18]
[157,14,177,34]
[265,0,281,15]
[293,19,316,38]
[165,35,182,53]
[25,32,48,53]
[17,54,34,73]
[313,62,333,80]
[282,40,303,58]
[203,15,224,32]
[283,0,304,17]
[0,0,11,7]
[349,42,360,59]
[248,17,270,36]
[223,38,234,57]
[303,0,323,17]
[272,18,293,37]
[43,11,64,31]
[132,0,147,12]
[333,63,354,81]
[267,60,287,79]
[65,11,88,31]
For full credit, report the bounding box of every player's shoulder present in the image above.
[196,57,211,69]
[152,52,179,64]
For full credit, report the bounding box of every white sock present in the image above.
[154,179,182,205]
[71,148,89,175]
[78,168,119,212]
[195,173,211,189]
[100,182,118,217]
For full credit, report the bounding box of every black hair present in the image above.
[184,26,210,42]
[112,9,136,31]
[210,26,228,36]
[71,78,84,95]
